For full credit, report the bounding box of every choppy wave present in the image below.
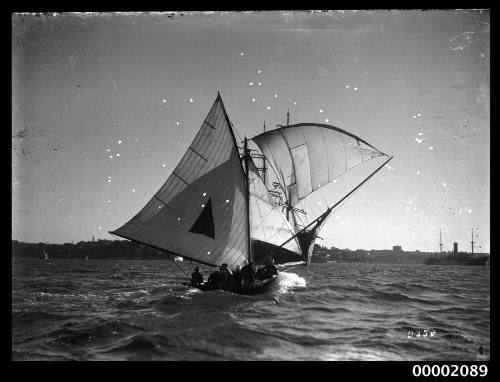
[12,259,490,361]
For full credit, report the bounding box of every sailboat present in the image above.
[110,93,391,293]
[43,249,49,260]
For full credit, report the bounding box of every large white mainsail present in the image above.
[252,122,391,263]
[110,94,249,269]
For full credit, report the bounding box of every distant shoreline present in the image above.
[12,240,490,264]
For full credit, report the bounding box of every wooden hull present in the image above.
[196,274,278,295]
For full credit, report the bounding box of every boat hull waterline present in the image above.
[190,274,278,296]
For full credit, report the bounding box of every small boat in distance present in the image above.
[110,93,391,294]
[174,256,183,262]
[44,250,48,260]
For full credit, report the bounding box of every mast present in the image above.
[439,229,443,255]
[262,121,267,185]
[243,136,252,263]
[286,108,290,126]
[471,227,475,254]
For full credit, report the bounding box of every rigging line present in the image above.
[113,15,121,230]
[173,259,190,280]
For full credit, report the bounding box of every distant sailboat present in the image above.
[85,256,89,261]
[110,93,391,293]
[44,250,48,260]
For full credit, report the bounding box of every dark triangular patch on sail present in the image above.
[189,198,215,239]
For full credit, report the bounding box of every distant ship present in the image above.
[174,256,183,262]
[424,255,488,266]
[424,228,489,266]
[43,250,48,260]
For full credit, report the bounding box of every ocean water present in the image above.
[12,258,490,361]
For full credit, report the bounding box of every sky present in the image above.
[12,10,490,253]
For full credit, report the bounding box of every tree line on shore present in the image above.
[11,239,466,264]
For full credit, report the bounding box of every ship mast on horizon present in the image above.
[471,227,475,255]
[439,229,443,255]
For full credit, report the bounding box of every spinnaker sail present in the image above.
[252,122,391,263]
[252,123,387,208]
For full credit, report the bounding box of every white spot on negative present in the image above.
[240,52,244,56]
[258,82,262,86]
[158,205,162,208]
[162,99,167,103]
[189,98,194,103]
[252,98,256,102]
[416,171,420,175]
[107,149,111,152]
[428,146,434,150]
[325,119,329,123]
[108,179,111,183]
[354,87,358,91]
[109,155,113,159]
[177,217,181,221]
[274,94,278,98]
[98,226,102,230]
[257,70,262,74]
[203,192,207,196]
[319,109,323,113]
[116,153,120,157]
[201,204,205,208]
[107,200,111,203]
[176,122,180,126]
[132,188,136,192]
[118,140,122,144]
[249,82,253,86]
[162,164,167,168]
[442,182,447,187]
[226,199,230,203]
[346,85,350,89]
[267,106,271,110]
[417,113,421,117]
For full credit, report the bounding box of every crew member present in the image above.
[190,267,203,287]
